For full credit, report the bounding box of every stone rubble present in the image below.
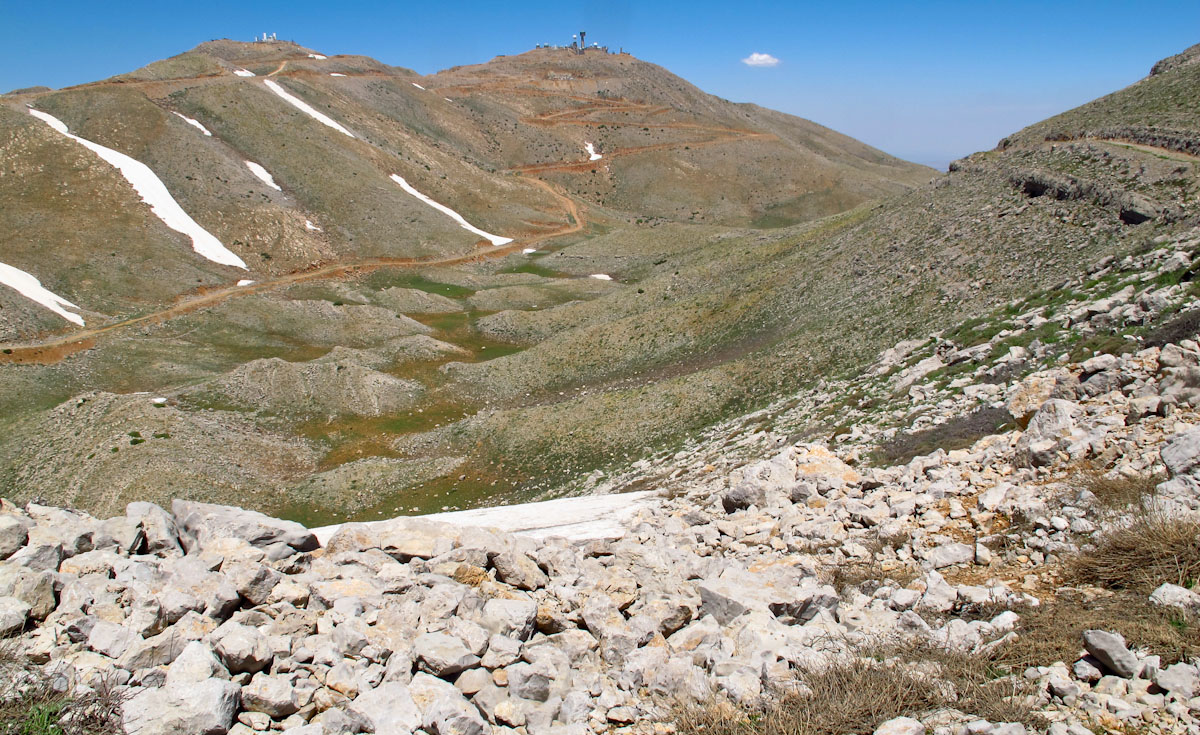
[0,243,1199,734]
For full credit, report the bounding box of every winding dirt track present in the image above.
[0,181,581,365]
[0,67,752,365]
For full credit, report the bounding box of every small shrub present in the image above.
[1142,309,1200,348]
[1075,467,1163,512]
[0,642,125,734]
[673,640,1040,735]
[1065,513,1200,594]
[872,408,1016,466]
[826,533,917,594]
[990,592,1198,669]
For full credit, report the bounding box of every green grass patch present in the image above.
[1066,332,1136,363]
[498,262,567,278]
[361,271,476,299]
[944,315,1014,348]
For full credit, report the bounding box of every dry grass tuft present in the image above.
[0,642,125,735]
[825,533,918,595]
[1065,514,1200,594]
[1075,467,1163,512]
[674,640,1041,735]
[990,593,1198,670]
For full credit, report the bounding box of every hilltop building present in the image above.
[533,30,626,55]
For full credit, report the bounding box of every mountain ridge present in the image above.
[0,39,1196,532]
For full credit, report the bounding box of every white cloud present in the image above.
[742,52,780,68]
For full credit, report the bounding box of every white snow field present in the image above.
[171,112,212,136]
[523,248,538,254]
[0,262,84,326]
[237,279,255,286]
[411,82,425,90]
[389,174,513,246]
[263,80,355,138]
[307,54,327,60]
[329,73,346,77]
[244,161,282,191]
[233,69,255,77]
[585,142,602,161]
[312,490,661,544]
[590,274,613,281]
[29,109,248,269]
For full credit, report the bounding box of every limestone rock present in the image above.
[1014,399,1080,467]
[0,596,29,637]
[0,516,28,559]
[212,623,273,675]
[414,632,480,678]
[240,673,302,718]
[122,678,241,735]
[491,551,548,590]
[1159,427,1200,477]
[1148,582,1200,612]
[172,500,317,558]
[348,681,423,735]
[1082,629,1139,678]
[874,716,926,735]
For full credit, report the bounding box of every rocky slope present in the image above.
[0,37,938,518]
[0,41,1198,583]
[0,324,1197,734]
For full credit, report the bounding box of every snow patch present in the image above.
[329,73,346,77]
[233,69,255,77]
[313,490,660,544]
[305,220,322,232]
[307,53,327,60]
[523,248,538,254]
[237,279,255,286]
[389,174,512,246]
[444,97,453,102]
[262,79,355,138]
[28,108,247,269]
[244,161,282,191]
[590,274,613,281]
[411,82,425,90]
[171,112,212,136]
[0,262,84,326]
[151,397,167,405]
[585,142,602,161]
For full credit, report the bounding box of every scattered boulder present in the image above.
[1082,630,1139,678]
[172,501,317,558]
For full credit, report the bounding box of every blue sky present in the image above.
[2,1,1198,169]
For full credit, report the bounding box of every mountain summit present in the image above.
[0,39,931,341]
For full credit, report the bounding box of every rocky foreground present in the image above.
[1,336,1200,735]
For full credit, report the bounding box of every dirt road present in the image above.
[0,65,756,364]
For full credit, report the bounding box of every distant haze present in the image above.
[2,0,1199,168]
